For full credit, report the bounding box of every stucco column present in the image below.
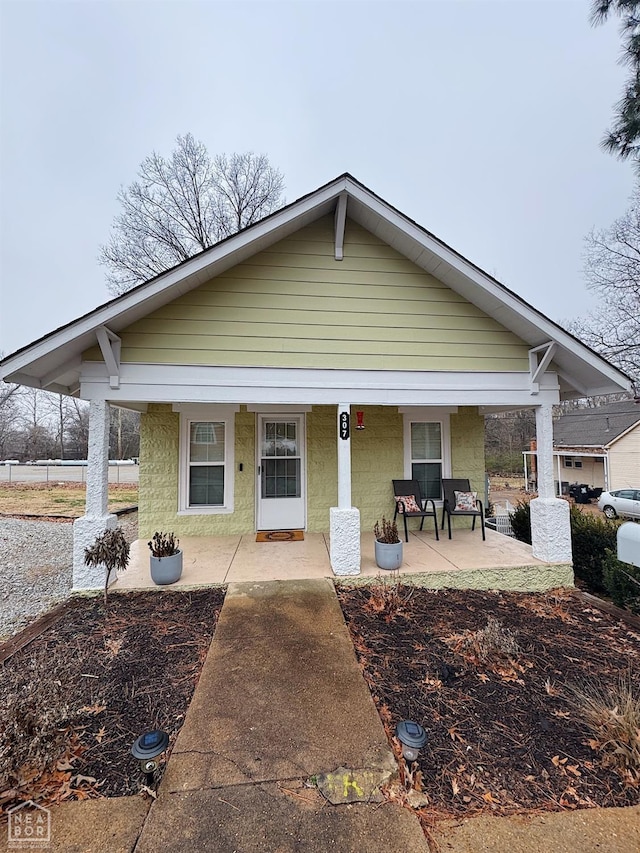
[330,403,360,576]
[73,400,117,590]
[530,404,572,564]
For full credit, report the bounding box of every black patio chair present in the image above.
[392,479,439,543]
[441,478,485,541]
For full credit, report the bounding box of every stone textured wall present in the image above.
[352,406,404,532]
[139,404,255,538]
[329,506,361,575]
[139,404,179,539]
[340,563,574,592]
[307,405,404,533]
[306,406,338,531]
[530,497,573,563]
[450,406,485,529]
[233,407,256,530]
[139,404,486,537]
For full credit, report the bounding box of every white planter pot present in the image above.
[374,539,403,571]
[150,550,183,585]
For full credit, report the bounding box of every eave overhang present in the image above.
[1,173,633,401]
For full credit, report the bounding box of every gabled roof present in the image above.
[0,173,633,399]
[554,400,640,448]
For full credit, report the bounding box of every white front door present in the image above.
[257,415,306,530]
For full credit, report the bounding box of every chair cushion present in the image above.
[396,495,421,513]
[454,490,478,511]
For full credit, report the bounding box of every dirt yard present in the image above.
[0,589,224,810]
[337,583,640,826]
[2,581,639,832]
[0,482,138,517]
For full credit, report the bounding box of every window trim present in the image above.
[177,405,237,515]
[401,408,452,504]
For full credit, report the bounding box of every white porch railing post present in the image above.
[530,404,572,564]
[72,400,117,590]
[330,403,361,576]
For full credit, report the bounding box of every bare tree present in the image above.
[18,388,58,460]
[0,382,22,459]
[485,410,536,473]
[66,398,89,459]
[109,407,140,459]
[571,186,640,382]
[99,135,285,294]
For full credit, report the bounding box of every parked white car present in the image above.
[597,489,640,520]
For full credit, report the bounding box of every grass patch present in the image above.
[0,483,138,517]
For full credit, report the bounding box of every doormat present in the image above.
[256,530,304,542]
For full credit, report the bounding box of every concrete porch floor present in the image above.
[114,527,568,592]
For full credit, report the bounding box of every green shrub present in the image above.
[509,500,531,545]
[603,548,640,613]
[570,506,620,594]
[509,501,622,595]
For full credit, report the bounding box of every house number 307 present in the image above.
[340,412,350,440]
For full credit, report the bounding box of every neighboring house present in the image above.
[524,400,640,494]
[0,174,632,587]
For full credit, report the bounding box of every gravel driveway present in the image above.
[0,513,138,640]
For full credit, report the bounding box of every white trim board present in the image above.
[80,363,562,408]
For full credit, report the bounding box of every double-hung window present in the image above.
[178,405,236,513]
[409,422,443,500]
[188,422,225,506]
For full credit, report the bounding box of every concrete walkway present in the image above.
[134,578,427,852]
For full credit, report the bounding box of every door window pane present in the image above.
[263,421,297,457]
[262,458,301,499]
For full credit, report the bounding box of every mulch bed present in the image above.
[0,589,224,812]
[336,583,640,824]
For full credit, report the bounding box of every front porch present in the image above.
[115,527,572,592]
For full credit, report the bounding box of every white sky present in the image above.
[0,0,634,356]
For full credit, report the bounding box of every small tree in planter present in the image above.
[374,517,403,571]
[148,531,183,585]
[84,527,130,606]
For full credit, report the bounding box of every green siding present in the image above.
[85,218,531,372]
